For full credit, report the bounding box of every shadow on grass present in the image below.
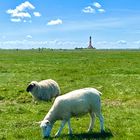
[45,129,113,140]
[67,131,113,140]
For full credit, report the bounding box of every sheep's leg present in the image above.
[96,113,104,133]
[55,120,67,137]
[88,112,95,132]
[67,119,73,135]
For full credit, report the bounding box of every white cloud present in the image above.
[0,40,139,49]
[7,1,34,18]
[98,9,106,13]
[93,2,102,8]
[33,12,41,17]
[26,35,32,39]
[2,35,6,39]
[117,40,127,45]
[82,6,95,13]
[134,40,140,44]
[23,19,32,23]
[82,2,105,14]
[11,18,21,22]
[6,1,40,22]
[11,11,31,18]
[95,41,134,49]
[47,19,63,26]
[96,41,107,45]
[16,1,35,11]
[0,40,86,49]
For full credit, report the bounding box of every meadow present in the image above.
[0,49,140,140]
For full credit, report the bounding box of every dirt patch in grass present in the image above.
[103,99,123,107]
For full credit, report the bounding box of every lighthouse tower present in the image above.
[88,36,95,49]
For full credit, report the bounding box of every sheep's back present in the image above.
[54,88,101,117]
[39,79,60,95]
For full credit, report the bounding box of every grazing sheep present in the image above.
[39,88,104,138]
[26,79,61,101]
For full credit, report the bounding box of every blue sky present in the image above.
[0,0,140,49]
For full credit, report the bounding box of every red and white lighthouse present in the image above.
[88,36,95,49]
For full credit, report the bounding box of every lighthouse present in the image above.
[88,36,95,49]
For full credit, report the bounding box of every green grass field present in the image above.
[0,49,140,140]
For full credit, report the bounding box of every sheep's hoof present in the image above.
[101,130,105,134]
[54,133,60,138]
[68,133,73,137]
[43,136,49,139]
[87,129,93,133]
[68,131,73,135]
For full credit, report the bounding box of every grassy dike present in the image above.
[0,49,140,139]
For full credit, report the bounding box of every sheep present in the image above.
[39,88,104,138]
[26,79,61,101]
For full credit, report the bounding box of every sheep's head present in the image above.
[40,120,53,138]
[26,81,38,92]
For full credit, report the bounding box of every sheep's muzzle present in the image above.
[26,84,34,92]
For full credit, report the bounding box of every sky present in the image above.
[0,0,140,49]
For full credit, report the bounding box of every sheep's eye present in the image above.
[32,83,35,87]
[45,121,50,125]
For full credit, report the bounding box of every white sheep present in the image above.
[26,79,61,101]
[39,88,104,138]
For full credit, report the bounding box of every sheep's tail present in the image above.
[96,87,103,96]
[95,89,102,96]
[98,91,102,96]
